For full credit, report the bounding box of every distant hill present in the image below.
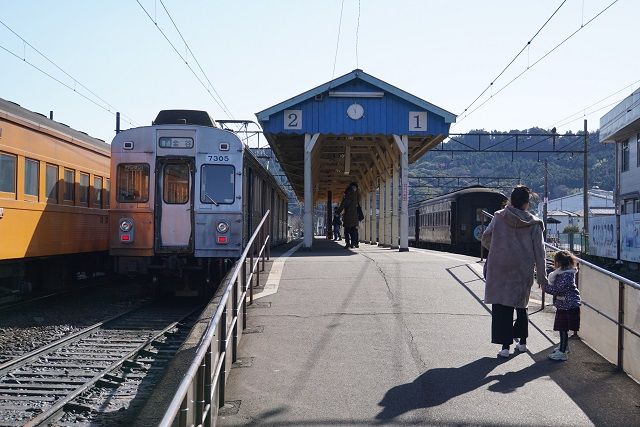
[409,128,614,207]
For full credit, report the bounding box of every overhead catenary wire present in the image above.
[551,79,640,129]
[136,0,232,119]
[0,41,139,128]
[0,19,140,126]
[457,0,620,125]
[456,0,568,123]
[158,0,234,119]
[330,0,345,83]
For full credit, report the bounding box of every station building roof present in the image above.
[256,69,456,201]
[600,89,640,143]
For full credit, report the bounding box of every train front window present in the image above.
[117,163,150,203]
[201,164,235,205]
[163,164,189,204]
[0,153,16,194]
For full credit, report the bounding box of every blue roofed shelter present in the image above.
[256,69,456,250]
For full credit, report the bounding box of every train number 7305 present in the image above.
[206,155,229,162]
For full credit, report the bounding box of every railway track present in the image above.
[0,302,202,426]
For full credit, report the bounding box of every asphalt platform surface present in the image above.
[219,238,640,427]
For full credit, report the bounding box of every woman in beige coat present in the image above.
[481,185,548,358]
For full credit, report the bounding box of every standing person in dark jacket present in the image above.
[338,182,360,249]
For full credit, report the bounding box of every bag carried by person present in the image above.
[357,204,364,221]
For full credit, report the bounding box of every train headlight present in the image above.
[120,218,134,232]
[216,221,229,233]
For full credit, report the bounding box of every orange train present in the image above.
[0,98,110,294]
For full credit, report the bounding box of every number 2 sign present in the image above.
[409,111,427,131]
[284,110,302,130]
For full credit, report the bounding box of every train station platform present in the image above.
[219,238,640,426]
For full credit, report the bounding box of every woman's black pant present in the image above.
[344,226,359,246]
[491,304,528,345]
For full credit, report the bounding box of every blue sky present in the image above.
[1,0,638,143]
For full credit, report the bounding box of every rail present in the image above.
[481,210,640,377]
[159,210,272,427]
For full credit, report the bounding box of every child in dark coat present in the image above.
[543,250,581,361]
[332,208,342,241]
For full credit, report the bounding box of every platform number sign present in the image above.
[409,111,427,132]
[284,110,302,130]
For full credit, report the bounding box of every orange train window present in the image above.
[0,152,16,194]
[24,158,39,196]
[79,173,89,204]
[45,164,58,202]
[105,178,110,208]
[94,176,103,208]
[64,169,75,202]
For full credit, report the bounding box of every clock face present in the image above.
[347,103,364,120]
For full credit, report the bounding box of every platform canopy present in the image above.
[256,69,456,202]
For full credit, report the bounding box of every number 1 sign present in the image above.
[409,111,427,131]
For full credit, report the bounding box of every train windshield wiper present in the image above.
[204,193,219,206]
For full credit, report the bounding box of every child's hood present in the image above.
[548,267,577,284]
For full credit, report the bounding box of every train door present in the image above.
[155,158,194,252]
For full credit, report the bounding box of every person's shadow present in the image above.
[376,353,562,422]
[375,357,505,421]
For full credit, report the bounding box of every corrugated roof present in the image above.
[0,97,110,153]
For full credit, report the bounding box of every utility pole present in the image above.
[543,158,548,242]
[583,119,589,251]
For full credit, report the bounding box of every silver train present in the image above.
[109,110,288,290]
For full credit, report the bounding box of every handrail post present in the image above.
[195,358,205,425]
[204,341,212,427]
[241,260,247,329]
[267,211,271,261]
[232,276,239,363]
[178,394,189,427]
[249,241,254,305]
[617,280,625,370]
[219,308,227,408]
[260,228,267,271]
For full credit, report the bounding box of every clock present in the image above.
[347,103,364,120]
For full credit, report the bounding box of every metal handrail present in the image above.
[481,209,640,371]
[159,210,272,427]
